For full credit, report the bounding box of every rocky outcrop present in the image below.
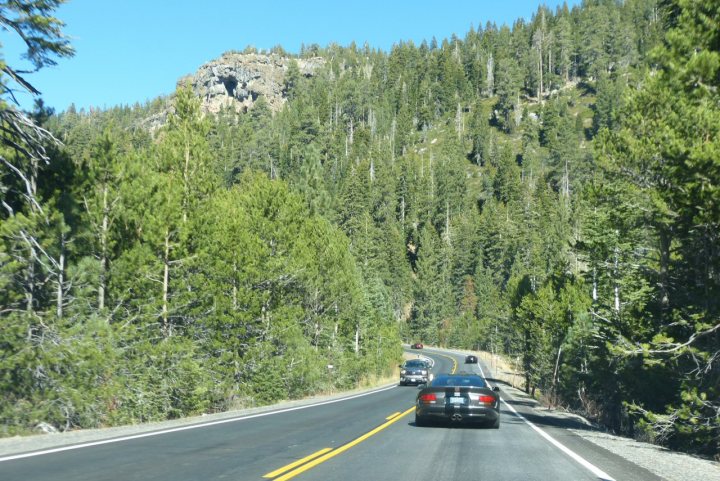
[179,52,325,114]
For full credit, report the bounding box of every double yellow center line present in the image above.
[432,352,458,374]
[263,351,457,481]
[262,448,333,479]
[263,406,416,481]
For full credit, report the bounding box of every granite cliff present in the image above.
[178,52,325,114]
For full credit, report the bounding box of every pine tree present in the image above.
[81,130,125,311]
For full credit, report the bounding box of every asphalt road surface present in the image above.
[0,348,664,481]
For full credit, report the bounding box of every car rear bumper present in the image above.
[415,404,499,423]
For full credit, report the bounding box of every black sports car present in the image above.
[415,373,500,428]
[465,355,478,364]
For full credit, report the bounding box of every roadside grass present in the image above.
[228,379,400,412]
[476,350,525,390]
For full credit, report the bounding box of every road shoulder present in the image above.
[428,346,720,481]
[0,381,397,459]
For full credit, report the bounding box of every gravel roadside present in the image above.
[496,381,720,481]
[468,347,720,481]
[571,428,720,481]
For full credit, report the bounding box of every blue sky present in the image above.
[3,0,580,112]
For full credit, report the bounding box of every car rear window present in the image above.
[431,376,486,387]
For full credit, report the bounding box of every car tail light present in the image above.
[469,394,495,403]
[419,393,437,403]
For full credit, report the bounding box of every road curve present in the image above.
[0,348,663,481]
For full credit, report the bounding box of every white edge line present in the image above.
[0,384,398,463]
[476,361,615,481]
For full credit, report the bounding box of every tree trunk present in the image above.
[162,228,171,336]
[548,43,553,86]
[232,262,238,311]
[354,323,360,355]
[538,49,543,102]
[525,372,531,394]
[552,346,562,403]
[658,229,671,321]
[614,247,621,313]
[592,268,598,301]
[486,54,494,96]
[30,157,38,202]
[56,233,65,319]
[524,330,531,394]
[391,116,396,161]
[455,103,463,139]
[429,154,434,201]
[183,139,190,224]
[98,184,108,311]
[26,244,35,314]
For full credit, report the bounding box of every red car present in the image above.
[412,342,423,349]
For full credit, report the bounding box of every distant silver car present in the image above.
[400,359,430,386]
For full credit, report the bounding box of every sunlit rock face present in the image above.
[179,52,325,114]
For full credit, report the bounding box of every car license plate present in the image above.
[449,396,465,405]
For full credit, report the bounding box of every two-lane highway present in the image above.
[0,348,662,481]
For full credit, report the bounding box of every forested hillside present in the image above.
[1,0,717,458]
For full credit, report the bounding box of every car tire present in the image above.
[399,380,405,386]
[415,414,428,427]
[489,417,500,429]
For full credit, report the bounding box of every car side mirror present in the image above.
[492,386,500,392]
